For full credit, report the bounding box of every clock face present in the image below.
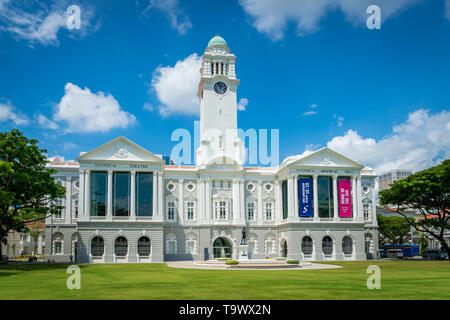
[214,82,227,95]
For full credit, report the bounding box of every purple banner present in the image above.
[338,179,352,218]
[298,178,313,217]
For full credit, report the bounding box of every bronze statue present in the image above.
[241,227,247,245]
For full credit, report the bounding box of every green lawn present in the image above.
[1,260,449,299]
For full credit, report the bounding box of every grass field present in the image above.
[1,260,449,300]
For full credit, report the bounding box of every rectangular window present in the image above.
[54,241,62,254]
[91,171,107,216]
[187,201,194,220]
[220,201,227,219]
[113,172,130,216]
[187,240,195,254]
[282,180,288,219]
[136,172,153,217]
[167,202,175,220]
[74,200,78,218]
[168,241,176,254]
[247,203,254,221]
[265,203,273,221]
[318,176,334,218]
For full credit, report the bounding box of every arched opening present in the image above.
[280,239,288,258]
[322,236,333,255]
[114,236,128,257]
[138,236,151,257]
[302,236,313,255]
[342,236,353,255]
[213,237,232,259]
[91,236,104,257]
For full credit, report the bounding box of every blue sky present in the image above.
[0,0,449,173]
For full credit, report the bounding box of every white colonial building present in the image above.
[45,36,378,263]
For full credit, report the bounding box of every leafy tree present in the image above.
[377,214,412,246]
[379,159,450,260]
[0,130,65,260]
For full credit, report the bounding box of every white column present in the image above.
[293,174,299,219]
[38,234,43,255]
[199,178,205,223]
[287,175,295,220]
[257,180,263,225]
[152,172,158,217]
[178,178,184,225]
[357,175,362,221]
[352,176,357,219]
[158,172,163,220]
[333,175,338,220]
[232,178,239,224]
[275,180,281,224]
[78,170,85,218]
[313,174,319,222]
[65,176,72,224]
[239,178,245,221]
[107,170,113,221]
[84,170,90,218]
[371,179,378,227]
[130,171,136,220]
[205,178,211,223]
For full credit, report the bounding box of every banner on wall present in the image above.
[338,179,352,217]
[298,178,313,217]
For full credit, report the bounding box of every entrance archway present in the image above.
[280,239,288,257]
[213,237,232,259]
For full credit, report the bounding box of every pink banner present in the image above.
[338,179,352,217]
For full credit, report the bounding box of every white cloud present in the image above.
[309,104,318,109]
[0,0,98,46]
[303,111,318,116]
[0,100,29,125]
[151,53,202,116]
[237,98,248,111]
[143,0,192,35]
[239,0,423,40]
[52,82,136,133]
[333,114,344,127]
[143,102,154,112]
[37,114,59,130]
[325,109,450,174]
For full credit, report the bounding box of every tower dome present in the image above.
[207,35,228,48]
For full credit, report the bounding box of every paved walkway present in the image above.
[166,260,343,271]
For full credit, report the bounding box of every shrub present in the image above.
[225,260,239,265]
[286,259,300,264]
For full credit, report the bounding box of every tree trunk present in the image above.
[0,242,3,261]
[440,239,450,261]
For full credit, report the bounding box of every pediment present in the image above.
[286,147,364,169]
[77,136,164,163]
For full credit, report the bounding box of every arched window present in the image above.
[302,236,313,255]
[322,236,333,255]
[52,232,64,255]
[114,236,128,257]
[342,236,353,255]
[138,237,151,256]
[91,236,104,257]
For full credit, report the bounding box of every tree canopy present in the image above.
[379,159,450,260]
[0,129,65,260]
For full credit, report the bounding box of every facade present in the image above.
[378,169,413,191]
[2,231,21,258]
[45,36,379,263]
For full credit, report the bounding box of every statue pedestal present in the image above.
[238,244,249,261]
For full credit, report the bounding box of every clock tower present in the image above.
[196,35,244,166]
